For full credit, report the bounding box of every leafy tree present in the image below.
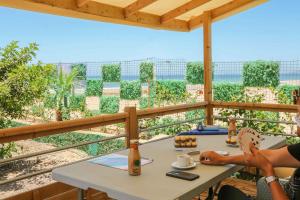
[0,41,54,158]
[0,41,54,125]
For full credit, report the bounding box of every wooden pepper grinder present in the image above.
[227,118,237,145]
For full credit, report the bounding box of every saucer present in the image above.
[171,161,197,170]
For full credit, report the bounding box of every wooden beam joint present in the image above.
[124,0,158,18]
[77,0,90,8]
[161,0,211,24]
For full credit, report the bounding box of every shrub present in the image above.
[213,83,245,102]
[71,63,87,80]
[139,96,154,109]
[34,132,125,156]
[44,94,56,109]
[276,85,299,104]
[243,61,280,88]
[86,80,103,96]
[186,62,204,84]
[102,64,121,82]
[100,96,120,114]
[139,62,154,83]
[120,80,141,100]
[185,109,205,121]
[69,95,86,111]
[154,80,187,104]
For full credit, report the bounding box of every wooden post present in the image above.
[203,11,213,125]
[124,106,138,147]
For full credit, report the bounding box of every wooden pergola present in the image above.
[1,1,299,199]
[0,0,268,126]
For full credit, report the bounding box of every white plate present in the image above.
[171,161,197,170]
[215,151,229,156]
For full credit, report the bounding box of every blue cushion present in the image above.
[178,128,228,135]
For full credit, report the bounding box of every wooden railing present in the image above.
[0,101,298,187]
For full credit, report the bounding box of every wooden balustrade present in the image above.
[0,113,128,144]
[212,101,299,113]
[0,101,298,144]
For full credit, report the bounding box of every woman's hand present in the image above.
[244,143,274,176]
[200,151,226,165]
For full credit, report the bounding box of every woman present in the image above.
[200,138,300,199]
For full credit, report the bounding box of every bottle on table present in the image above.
[128,139,141,176]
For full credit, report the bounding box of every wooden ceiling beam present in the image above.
[76,0,90,8]
[0,0,189,32]
[189,0,267,30]
[124,0,158,18]
[161,0,211,24]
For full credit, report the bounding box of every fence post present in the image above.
[203,11,213,125]
[124,106,138,148]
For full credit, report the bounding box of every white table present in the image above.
[52,135,285,200]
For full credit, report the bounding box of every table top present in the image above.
[52,135,286,200]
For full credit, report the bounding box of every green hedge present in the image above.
[243,61,280,87]
[86,80,103,96]
[100,96,120,114]
[71,63,87,80]
[69,95,86,111]
[154,80,187,103]
[120,80,141,100]
[186,62,204,84]
[44,94,56,109]
[139,62,154,83]
[102,64,121,82]
[139,96,154,109]
[276,85,299,104]
[213,83,245,102]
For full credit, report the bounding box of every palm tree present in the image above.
[53,67,78,121]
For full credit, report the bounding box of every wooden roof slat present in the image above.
[161,0,212,24]
[124,0,158,18]
[0,0,267,31]
[0,0,189,32]
[189,0,267,30]
[77,0,90,7]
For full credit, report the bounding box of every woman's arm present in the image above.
[200,146,300,168]
[260,147,300,167]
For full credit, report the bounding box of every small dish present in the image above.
[171,161,197,170]
[214,151,229,156]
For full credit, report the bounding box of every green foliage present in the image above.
[71,63,87,80]
[102,64,121,82]
[34,132,125,156]
[154,80,187,105]
[219,93,284,133]
[0,143,17,159]
[139,96,154,109]
[213,83,245,102]
[186,62,204,84]
[120,80,141,100]
[100,96,120,114]
[0,41,54,119]
[44,94,56,109]
[69,95,86,111]
[185,109,205,121]
[52,67,78,115]
[140,117,191,137]
[86,80,103,96]
[139,62,154,83]
[243,61,280,88]
[276,85,299,104]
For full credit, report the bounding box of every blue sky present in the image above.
[0,0,299,62]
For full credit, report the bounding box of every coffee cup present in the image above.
[176,154,194,167]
